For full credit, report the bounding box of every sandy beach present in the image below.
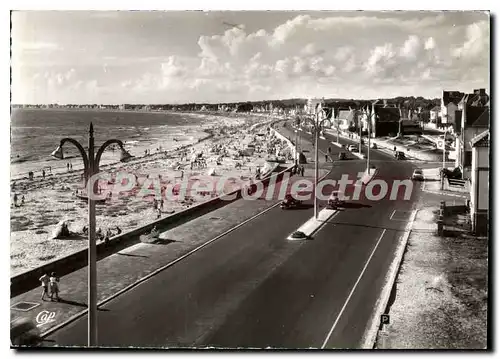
[10,111,292,275]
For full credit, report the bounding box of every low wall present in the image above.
[269,125,297,161]
[11,143,294,298]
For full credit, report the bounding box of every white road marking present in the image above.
[360,209,417,349]
[389,210,397,220]
[321,229,387,349]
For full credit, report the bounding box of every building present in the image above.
[362,102,400,137]
[306,98,324,115]
[441,90,464,126]
[455,106,489,179]
[469,130,489,235]
[430,105,440,122]
[334,109,357,131]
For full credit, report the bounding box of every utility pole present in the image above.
[314,112,319,219]
[367,105,372,171]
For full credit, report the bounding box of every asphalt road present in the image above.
[43,122,422,349]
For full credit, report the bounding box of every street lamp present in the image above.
[51,122,133,347]
[301,108,330,219]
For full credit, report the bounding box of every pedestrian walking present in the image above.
[67,163,70,171]
[156,207,161,219]
[48,166,52,174]
[13,193,18,207]
[327,146,331,154]
[49,272,60,301]
[153,198,158,209]
[325,154,328,162]
[301,166,305,177]
[39,273,50,301]
[42,170,46,179]
[160,199,164,210]
[21,195,25,205]
[70,163,73,170]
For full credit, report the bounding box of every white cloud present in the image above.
[452,20,489,59]
[364,43,396,74]
[424,37,436,50]
[399,35,421,58]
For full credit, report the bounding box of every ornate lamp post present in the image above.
[51,123,132,347]
[301,107,330,219]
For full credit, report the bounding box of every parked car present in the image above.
[411,168,424,181]
[280,194,303,210]
[338,152,347,160]
[395,151,406,160]
[348,144,357,152]
[327,190,345,209]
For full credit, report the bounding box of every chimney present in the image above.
[480,88,486,96]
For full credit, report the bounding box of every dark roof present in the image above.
[431,105,440,112]
[443,91,464,106]
[374,106,400,122]
[460,92,490,107]
[466,106,489,127]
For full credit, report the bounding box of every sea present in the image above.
[10,108,212,179]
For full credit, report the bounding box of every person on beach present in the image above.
[13,193,18,207]
[21,195,25,205]
[42,170,45,179]
[49,272,60,301]
[67,163,70,171]
[39,273,50,301]
[70,163,73,170]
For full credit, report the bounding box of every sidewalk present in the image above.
[377,205,487,349]
[11,130,330,336]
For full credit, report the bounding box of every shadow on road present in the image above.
[116,253,150,258]
[55,299,109,312]
[338,202,373,209]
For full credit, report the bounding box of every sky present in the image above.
[11,10,490,104]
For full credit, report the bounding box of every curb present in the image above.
[360,209,418,349]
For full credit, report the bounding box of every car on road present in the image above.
[348,144,357,152]
[338,152,347,160]
[280,194,303,210]
[411,168,424,181]
[327,190,345,209]
[395,151,406,160]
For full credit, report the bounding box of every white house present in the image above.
[441,91,463,125]
[335,109,356,131]
[469,130,489,235]
[430,106,440,122]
